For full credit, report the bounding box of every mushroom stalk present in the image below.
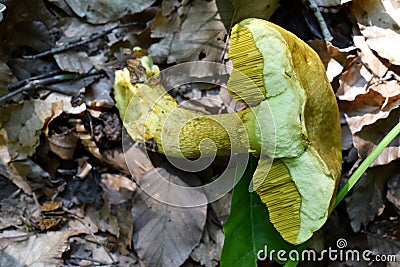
[114,68,260,158]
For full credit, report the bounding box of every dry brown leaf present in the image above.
[352,108,400,166]
[336,55,374,101]
[0,100,63,162]
[54,51,94,74]
[123,144,155,181]
[346,161,398,232]
[360,25,400,66]
[48,128,78,160]
[44,93,86,114]
[101,173,136,196]
[339,77,400,167]
[0,100,64,193]
[132,164,207,267]
[215,0,279,31]
[64,0,157,24]
[150,0,227,64]
[101,147,130,174]
[308,40,353,81]
[353,35,388,78]
[150,1,188,39]
[371,80,400,98]
[340,90,388,133]
[351,0,400,31]
[86,197,120,237]
[0,230,32,251]
[67,213,99,235]
[65,235,129,266]
[85,77,115,108]
[70,118,102,160]
[0,0,56,57]
[112,201,134,255]
[190,222,224,267]
[60,17,118,39]
[337,44,400,165]
[1,229,75,266]
[0,192,40,230]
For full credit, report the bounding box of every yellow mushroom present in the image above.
[114,18,342,245]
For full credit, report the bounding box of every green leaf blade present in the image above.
[221,156,302,266]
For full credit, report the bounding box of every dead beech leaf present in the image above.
[87,197,120,237]
[351,0,400,32]
[371,80,400,98]
[0,100,63,193]
[48,128,78,160]
[353,35,388,78]
[166,0,227,63]
[0,100,63,162]
[101,173,136,204]
[150,1,188,39]
[346,161,398,232]
[132,164,207,267]
[54,51,94,74]
[360,25,400,66]
[149,0,226,64]
[339,77,400,167]
[340,90,388,133]
[85,77,115,108]
[0,192,40,230]
[64,0,157,24]
[60,17,118,39]
[1,229,75,266]
[352,108,400,167]
[190,222,224,267]
[123,142,154,181]
[308,40,353,81]
[336,55,374,101]
[101,147,130,174]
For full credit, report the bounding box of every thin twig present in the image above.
[7,70,63,91]
[23,22,141,60]
[301,0,333,41]
[0,69,101,104]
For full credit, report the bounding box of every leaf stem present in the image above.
[335,120,400,207]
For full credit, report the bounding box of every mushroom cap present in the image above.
[229,18,342,244]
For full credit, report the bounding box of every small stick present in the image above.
[0,69,101,104]
[7,70,63,91]
[23,22,141,60]
[301,0,333,41]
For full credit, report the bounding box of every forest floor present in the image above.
[0,0,399,266]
